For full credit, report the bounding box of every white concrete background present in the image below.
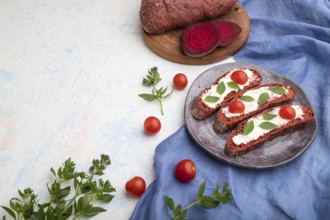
[0,0,234,219]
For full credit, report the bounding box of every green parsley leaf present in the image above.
[243,120,254,135]
[259,122,278,130]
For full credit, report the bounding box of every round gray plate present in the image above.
[184,62,318,169]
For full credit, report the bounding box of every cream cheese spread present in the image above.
[222,86,288,118]
[201,69,256,109]
[232,105,304,146]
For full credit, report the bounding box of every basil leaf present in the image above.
[215,194,230,204]
[243,121,254,135]
[164,196,175,211]
[97,194,114,202]
[239,95,254,102]
[197,181,206,200]
[204,96,220,103]
[1,206,16,219]
[263,113,277,120]
[200,196,219,209]
[78,195,89,210]
[139,93,157,101]
[216,81,226,95]
[227,82,239,90]
[268,86,286,94]
[178,209,188,220]
[82,206,106,217]
[173,205,182,216]
[259,122,278,130]
[258,92,270,105]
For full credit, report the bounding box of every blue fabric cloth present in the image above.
[131,0,330,219]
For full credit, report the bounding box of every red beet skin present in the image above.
[213,21,242,47]
[181,22,219,57]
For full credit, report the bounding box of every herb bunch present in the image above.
[1,154,115,220]
[139,67,173,115]
[164,180,232,220]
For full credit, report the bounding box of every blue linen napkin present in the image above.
[131,0,330,219]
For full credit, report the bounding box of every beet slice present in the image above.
[213,21,242,47]
[181,22,219,57]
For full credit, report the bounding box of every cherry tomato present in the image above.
[144,116,161,135]
[173,73,188,90]
[175,159,196,183]
[125,176,146,197]
[279,106,296,120]
[230,70,248,85]
[228,100,245,113]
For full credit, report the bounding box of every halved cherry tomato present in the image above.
[125,176,146,197]
[279,106,296,120]
[228,100,245,113]
[175,159,196,183]
[144,116,161,135]
[173,73,188,90]
[230,70,248,85]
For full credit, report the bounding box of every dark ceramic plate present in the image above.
[184,62,318,169]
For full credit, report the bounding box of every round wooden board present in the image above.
[142,2,250,65]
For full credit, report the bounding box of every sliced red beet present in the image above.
[213,21,241,47]
[181,22,219,57]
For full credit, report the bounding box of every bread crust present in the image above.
[140,0,236,34]
[190,69,262,120]
[225,106,315,157]
[213,83,296,134]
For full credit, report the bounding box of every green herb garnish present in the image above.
[1,154,115,220]
[258,92,270,105]
[259,122,278,130]
[139,67,173,115]
[204,96,220,103]
[268,86,286,94]
[239,95,254,102]
[164,181,232,220]
[243,120,254,135]
[263,113,277,120]
[216,81,226,95]
[227,82,239,90]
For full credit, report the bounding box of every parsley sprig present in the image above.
[164,180,232,220]
[2,154,115,220]
[139,67,173,115]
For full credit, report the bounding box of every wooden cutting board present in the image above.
[142,2,250,65]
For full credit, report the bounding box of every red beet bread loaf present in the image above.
[214,83,296,134]
[225,105,315,157]
[140,0,236,34]
[190,68,262,120]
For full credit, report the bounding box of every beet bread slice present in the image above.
[225,105,315,157]
[214,83,296,134]
[190,68,262,120]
